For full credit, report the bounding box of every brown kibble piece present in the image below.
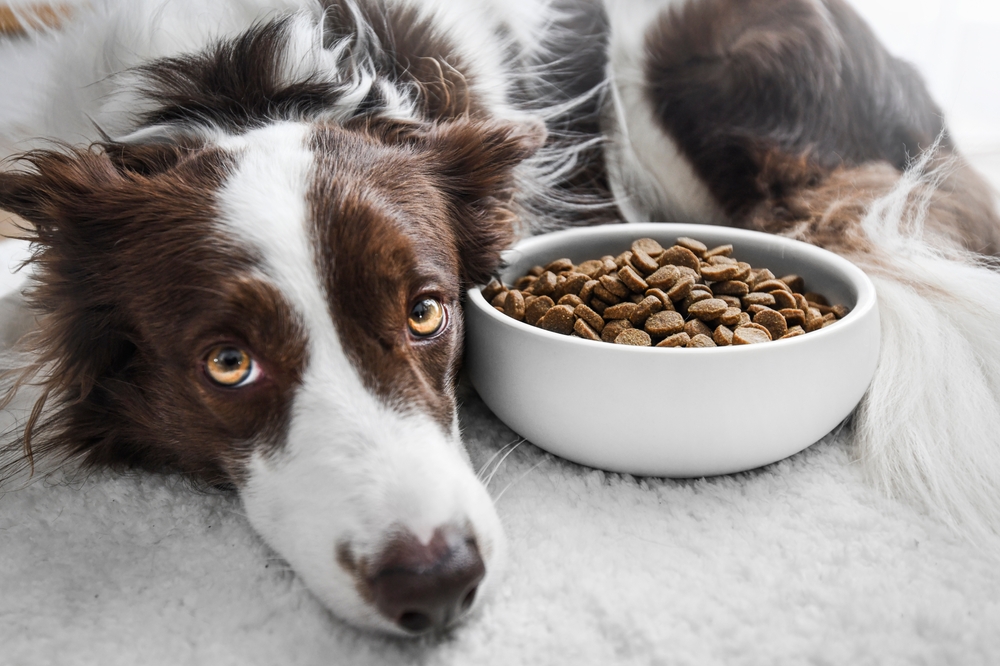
[704,244,734,258]
[753,309,788,340]
[713,325,734,346]
[603,302,638,320]
[560,272,591,297]
[688,298,728,321]
[536,305,576,335]
[781,326,805,339]
[684,319,713,338]
[712,280,749,296]
[579,279,599,302]
[503,289,526,321]
[794,293,810,312]
[719,307,743,326]
[590,298,609,316]
[737,312,752,327]
[645,288,676,311]
[574,304,605,332]
[645,310,685,337]
[599,273,631,298]
[615,329,652,346]
[683,291,712,310]
[743,292,776,307]
[593,283,622,305]
[618,265,649,293]
[646,265,680,290]
[631,247,660,274]
[574,318,602,341]
[754,279,792,293]
[578,259,604,278]
[805,307,824,332]
[601,319,633,343]
[514,275,536,291]
[779,308,806,327]
[746,304,772,316]
[675,237,708,257]
[780,274,805,293]
[667,276,695,301]
[632,238,664,257]
[614,251,633,269]
[658,245,701,272]
[656,332,691,348]
[630,295,663,327]
[688,334,717,348]
[530,271,558,296]
[771,290,797,310]
[527,265,544,277]
[804,292,830,306]
[491,291,508,308]
[545,258,574,274]
[717,295,742,309]
[481,277,505,302]
[831,304,850,319]
[558,294,584,308]
[732,325,772,345]
[525,295,555,326]
[701,263,744,282]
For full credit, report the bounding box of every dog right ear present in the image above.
[0,148,122,230]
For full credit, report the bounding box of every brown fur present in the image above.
[0,144,308,485]
[310,118,541,426]
[643,0,1000,265]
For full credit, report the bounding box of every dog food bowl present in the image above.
[464,223,880,477]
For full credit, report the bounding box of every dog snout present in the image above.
[368,525,485,634]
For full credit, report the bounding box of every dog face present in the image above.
[0,117,543,633]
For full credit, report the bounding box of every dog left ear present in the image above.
[423,119,547,286]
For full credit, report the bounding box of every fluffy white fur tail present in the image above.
[849,155,1000,544]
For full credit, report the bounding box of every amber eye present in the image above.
[205,346,258,387]
[408,298,445,337]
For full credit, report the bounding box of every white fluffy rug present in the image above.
[1,239,998,665]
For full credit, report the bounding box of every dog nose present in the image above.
[368,526,485,633]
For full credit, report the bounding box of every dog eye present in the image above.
[408,298,445,337]
[205,346,259,387]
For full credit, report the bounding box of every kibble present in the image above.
[488,237,849,347]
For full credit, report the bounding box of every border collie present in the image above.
[1,0,999,635]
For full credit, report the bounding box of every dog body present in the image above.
[2,0,1000,635]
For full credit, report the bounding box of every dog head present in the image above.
[0,116,543,633]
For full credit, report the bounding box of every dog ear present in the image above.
[422,119,547,286]
[0,149,122,229]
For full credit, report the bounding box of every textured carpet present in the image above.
[0,240,998,666]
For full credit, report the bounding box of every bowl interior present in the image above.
[497,223,866,315]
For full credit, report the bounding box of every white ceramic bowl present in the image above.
[465,223,880,477]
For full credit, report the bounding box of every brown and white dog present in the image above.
[1,0,999,636]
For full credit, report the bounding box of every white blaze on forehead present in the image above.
[212,122,504,630]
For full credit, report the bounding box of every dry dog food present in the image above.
[483,237,849,348]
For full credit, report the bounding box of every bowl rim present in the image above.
[466,222,878,355]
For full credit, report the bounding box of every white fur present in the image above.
[213,123,505,633]
[843,157,1000,543]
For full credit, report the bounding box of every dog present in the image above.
[1,0,999,636]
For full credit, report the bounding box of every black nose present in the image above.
[368,526,485,634]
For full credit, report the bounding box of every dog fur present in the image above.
[1,0,999,635]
